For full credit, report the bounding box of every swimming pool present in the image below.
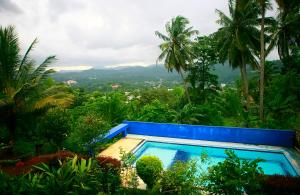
[134,141,298,176]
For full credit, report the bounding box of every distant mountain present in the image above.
[212,63,240,84]
[52,63,239,91]
[53,65,180,83]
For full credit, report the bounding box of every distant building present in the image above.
[64,80,77,85]
[111,84,120,89]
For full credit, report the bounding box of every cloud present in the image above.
[0,0,278,70]
[0,0,22,13]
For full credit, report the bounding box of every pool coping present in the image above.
[127,134,300,176]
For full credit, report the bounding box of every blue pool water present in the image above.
[134,141,298,176]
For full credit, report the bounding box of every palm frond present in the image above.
[18,38,38,75]
[0,25,20,88]
[155,31,170,41]
[30,55,56,81]
[32,93,74,110]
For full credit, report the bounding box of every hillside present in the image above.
[52,63,239,91]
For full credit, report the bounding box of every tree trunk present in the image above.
[179,69,191,103]
[259,3,265,122]
[240,56,250,111]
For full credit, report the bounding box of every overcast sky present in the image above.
[0,0,278,70]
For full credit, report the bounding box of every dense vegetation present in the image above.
[0,0,300,194]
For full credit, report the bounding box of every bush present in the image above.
[0,156,122,194]
[159,160,201,194]
[136,156,163,189]
[138,100,176,123]
[261,175,300,195]
[39,108,71,147]
[204,150,265,195]
[64,114,109,154]
[12,139,35,157]
[97,156,121,171]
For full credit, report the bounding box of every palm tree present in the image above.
[155,16,198,102]
[257,0,271,121]
[269,0,300,60]
[215,0,260,111]
[0,26,74,143]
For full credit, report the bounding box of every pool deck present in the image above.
[98,137,143,160]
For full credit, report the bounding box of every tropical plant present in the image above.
[0,26,74,144]
[64,114,109,155]
[136,155,163,189]
[257,0,272,121]
[158,160,201,194]
[38,108,71,150]
[175,103,223,126]
[215,0,260,111]
[204,150,265,195]
[138,100,176,123]
[155,16,198,102]
[119,149,139,189]
[186,35,219,103]
[270,0,300,60]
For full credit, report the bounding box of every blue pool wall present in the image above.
[105,121,295,147]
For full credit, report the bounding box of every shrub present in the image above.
[96,156,122,192]
[159,160,201,194]
[12,139,35,157]
[261,175,300,195]
[64,114,109,155]
[138,100,176,123]
[204,150,265,195]
[39,108,71,147]
[136,155,163,189]
[97,156,121,171]
[119,149,139,189]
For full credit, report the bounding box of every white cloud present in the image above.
[0,0,278,70]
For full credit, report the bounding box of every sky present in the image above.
[0,0,278,71]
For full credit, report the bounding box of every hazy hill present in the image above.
[52,63,239,91]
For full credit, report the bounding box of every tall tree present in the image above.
[257,0,271,121]
[215,0,260,111]
[269,0,300,60]
[155,16,198,102]
[0,26,74,143]
[186,35,218,103]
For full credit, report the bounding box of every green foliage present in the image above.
[12,139,35,157]
[158,160,201,194]
[39,108,71,147]
[176,103,223,126]
[187,35,219,103]
[64,114,109,154]
[136,155,163,189]
[0,25,74,145]
[138,100,176,123]
[155,16,198,73]
[119,149,139,190]
[204,150,265,195]
[0,156,122,194]
[155,15,198,102]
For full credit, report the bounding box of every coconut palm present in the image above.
[155,16,198,102]
[0,26,74,143]
[215,0,260,111]
[257,0,272,121]
[269,0,300,60]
